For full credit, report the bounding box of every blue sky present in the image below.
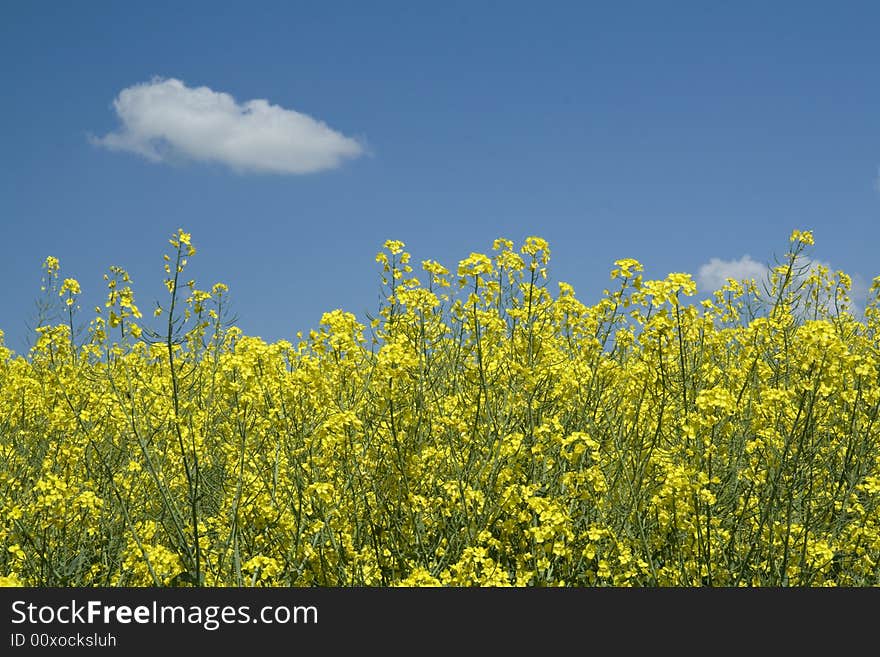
[2,1,878,356]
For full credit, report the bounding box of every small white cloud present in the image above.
[91,77,364,174]
[697,253,868,317]
[697,255,768,293]
[848,273,870,317]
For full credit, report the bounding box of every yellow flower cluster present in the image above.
[1,228,879,587]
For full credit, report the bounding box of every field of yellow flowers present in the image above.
[1,229,878,587]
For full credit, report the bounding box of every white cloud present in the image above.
[91,77,364,174]
[697,255,768,293]
[697,253,869,317]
